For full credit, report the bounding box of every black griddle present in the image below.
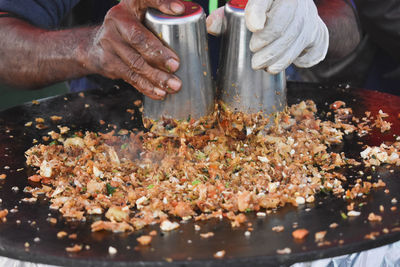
[0,82,399,267]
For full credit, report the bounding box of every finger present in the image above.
[206,6,225,36]
[249,0,298,52]
[104,49,166,99]
[245,0,273,32]
[123,67,167,100]
[110,39,182,93]
[251,44,286,71]
[293,18,329,68]
[143,0,185,15]
[265,34,310,74]
[122,0,185,17]
[114,13,180,73]
[250,12,303,70]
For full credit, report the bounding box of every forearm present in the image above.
[0,17,96,89]
[315,0,361,60]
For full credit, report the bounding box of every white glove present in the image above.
[206,0,329,74]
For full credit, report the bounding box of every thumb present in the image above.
[206,6,225,36]
[245,0,273,32]
[122,0,185,17]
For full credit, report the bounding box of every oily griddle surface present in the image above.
[0,82,399,267]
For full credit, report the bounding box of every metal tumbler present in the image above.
[217,0,287,115]
[143,1,214,120]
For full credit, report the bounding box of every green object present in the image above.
[340,211,348,220]
[209,0,218,13]
[106,183,117,195]
[192,180,201,185]
[0,82,68,111]
[49,141,58,146]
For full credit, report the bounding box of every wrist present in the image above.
[74,26,101,76]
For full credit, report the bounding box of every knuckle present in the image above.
[127,70,139,83]
[128,27,147,47]
[128,54,146,70]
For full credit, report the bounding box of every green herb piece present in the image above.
[220,102,228,112]
[121,143,128,150]
[192,180,201,186]
[225,182,230,188]
[340,211,348,220]
[320,187,332,195]
[187,114,191,122]
[81,187,87,193]
[195,151,207,160]
[245,208,252,213]
[49,140,58,146]
[106,183,117,196]
[112,169,119,173]
[147,184,155,189]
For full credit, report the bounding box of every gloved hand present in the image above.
[206,0,329,74]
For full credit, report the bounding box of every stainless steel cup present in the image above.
[143,1,214,120]
[217,0,287,115]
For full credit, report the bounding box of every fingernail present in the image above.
[166,58,180,72]
[167,78,182,91]
[154,88,166,97]
[171,2,185,14]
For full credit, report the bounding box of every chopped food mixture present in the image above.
[24,100,398,235]
[292,228,309,240]
[136,235,152,246]
[0,209,8,223]
[65,244,82,252]
[214,250,226,258]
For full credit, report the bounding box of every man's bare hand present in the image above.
[82,0,185,100]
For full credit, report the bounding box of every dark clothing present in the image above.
[297,0,400,95]
[0,0,211,29]
[355,0,400,62]
[0,0,80,29]
[355,0,400,94]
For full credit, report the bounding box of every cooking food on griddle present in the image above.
[24,100,395,235]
